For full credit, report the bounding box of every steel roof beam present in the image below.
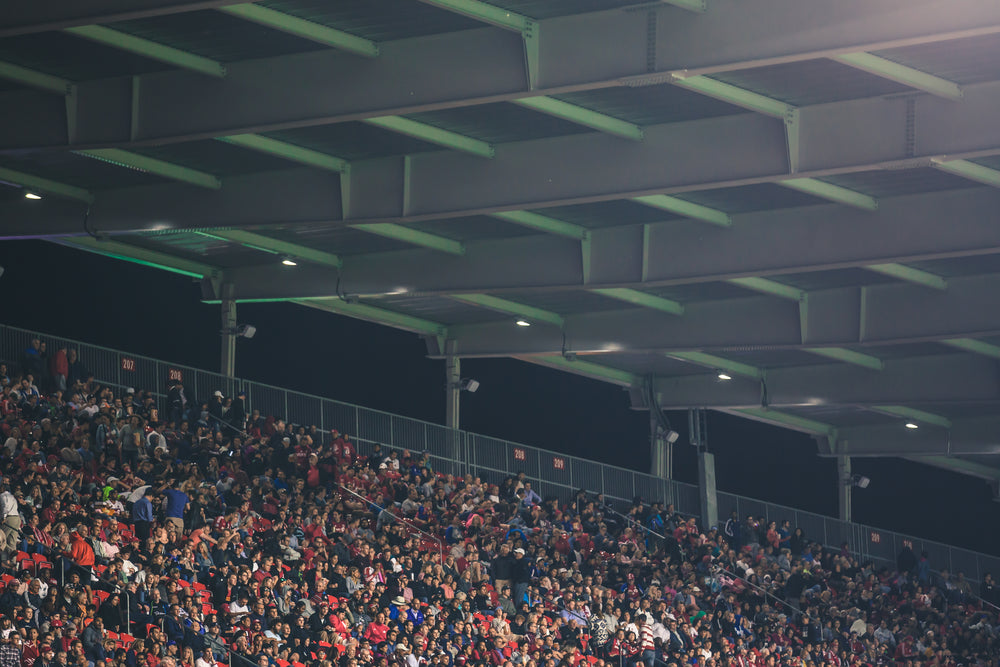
[488,211,588,240]
[217,4,378,58]
[837,419,1000,460]
[869,405,952,428]
[807,347,884,371]
[416,0,531,31]
[216,135,348,173]
[0,62,71,95]
[905,456,1000,482]
[514,355,639,387]
[53,236,218,278]
[931,158,1000,188]
[941,338,1000,360]
[667,351,761,379]
[513,97,643,140]
[0,166,93,203]
[0,1,249,38]
[64,25,227,78]
[364,117,494,158]
[867,263,947,290]
[726,277,804,301]
[719,407,836,437]
[8,2,1000,149]
[294,297,447,337]
[448,294,564,327]
[74,148,221,189]
[780,178,879,211]
[669,75,793,118]
[632,195,731,227]
[351,223,465,255]
[649,354,1000,409]
[590,288,684,316]
[200,229,342,269]
[833,52,963,100]
[659,0,706,12]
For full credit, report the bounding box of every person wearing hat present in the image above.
[512,547,531,607]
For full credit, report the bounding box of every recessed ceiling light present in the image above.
[717,372,732,381]
[281,258,297,266]
[515,319,531,327]
[24,192,41,200]
[905,422,919,429]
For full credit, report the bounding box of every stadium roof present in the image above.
[4,0,1000,484]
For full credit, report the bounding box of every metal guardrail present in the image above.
[2,323,999,584]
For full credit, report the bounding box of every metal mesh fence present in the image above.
[1,323,997,582]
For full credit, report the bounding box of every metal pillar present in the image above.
[838,455,852,522]
[220,283,237,378]
[690,408,718,529]
[650,410,672,479]
[444,339,461,430]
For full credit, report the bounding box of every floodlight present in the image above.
[458,378,480,393]
[281,257,298,266]
[516,320,531,327]
[717,372,732,381]
[236,324,257,339]
[855,475,871,489]
[24,192,41,200]
[665,430,680,444]
[905,422,919,429]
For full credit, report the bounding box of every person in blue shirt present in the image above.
[163,481,190,532]
[132,487,155,542]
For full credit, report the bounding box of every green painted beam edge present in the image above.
[364,117,494,158]
[218,4,378,57]
[75,148,221,189]
[833,53,962,101]
[294,297,447,337]
[871,405,952,428]
[660,0,707,12]
[351,223,465,256]
[781,178,879,211]
[941,338,1000,360]
[670,75,793,118]
[513,97,643,140]
[867,263,947,290]
[808,346,884,371]
[726,277,804,301]
[931,159,1000,187]
[64,26,226,78]
[667,351,761,379]
[207,229,342,268]
[449,293,564,327]
[632,194,731,226]
[54,238,215,279]
[418,0,530,31]
[489,210,588,240]
[589,287,684,316]
[0,166,93,203]
[0,61,70,95]
[217,135,348,173]
[520,355,638,386]
[730,407,835,437]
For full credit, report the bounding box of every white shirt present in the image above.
[0,491,19,518]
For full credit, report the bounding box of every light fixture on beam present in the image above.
[457,378,480,393]
[515,319,531,327]
[717,372,732,381]
[281,257,298,266]
[24,192,41,200]
[905,422,919,430]
[847,474,871,489]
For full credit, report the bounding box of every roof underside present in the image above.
[3,0,1000,485]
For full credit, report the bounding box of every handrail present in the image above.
[335,482,445,563]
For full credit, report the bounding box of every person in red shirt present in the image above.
[65,524,95,578]
[363,611,389,644]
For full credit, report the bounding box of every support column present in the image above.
[220,283,237,378]
[444,339,461,431]
[650,410,672,479]
[698,451,719,530]
[838,456,852,522]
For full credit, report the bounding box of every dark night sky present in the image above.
[2,240,998,557]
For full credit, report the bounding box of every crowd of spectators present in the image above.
[0,338,998,667]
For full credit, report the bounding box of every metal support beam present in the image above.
[931,158,1000,188]
[364,117,494,158]
[669,75,793,118]
[515,355,638,387]
[220,282,237,378]
[0,167,93,203]
[698,450,719,530]
[667,351,761,379]
[837,456,852,522]
[907,456,1000,483]
[294,297,447,337]
[836,418,1000,459]
[589,288,684,316]
[780,178,879,211]
[53,236,218,278]
[416,0,530,31]
[217,4,379,57]
[723,407,836,437]
[807,347,884,371]
[513,96,643,140]
[489,210,588,240]
[833,52,963,100]
[444,340,461,430]
[660,0,706,12]
[941,338,1000,359]
[632,195,731,227]
[203,229,342,269]
[74,149,221,189]
[351,223,465,255]
[0,62,71,95]
[449,294,564,327]
[650,411,672,480]
[726,277,804,301]
[866,263,947,290]
[869,405,952,428]
[64,25,227,77]
[217,134,348,172]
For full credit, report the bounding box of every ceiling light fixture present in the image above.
[516,319,531,327]
[717,372,732,381]
[24,192,41,200]
[281,257,298,266]
[905,422,919,429]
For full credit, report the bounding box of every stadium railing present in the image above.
[2,323,998,583]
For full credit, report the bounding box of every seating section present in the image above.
[0,348,998,667]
